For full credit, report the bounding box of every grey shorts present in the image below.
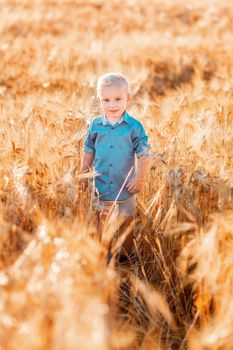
[94,195,136,217]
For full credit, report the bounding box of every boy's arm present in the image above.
[136,155,152,182]
[126,155,152,193]
[81,151,94,173]
[79,151,94,191]
[128,121,152,193]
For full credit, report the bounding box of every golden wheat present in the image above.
[0,0,232,349]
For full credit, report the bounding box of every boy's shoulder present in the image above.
[124,112,143,128]
[86,115,102,128]
[92,114,102,124]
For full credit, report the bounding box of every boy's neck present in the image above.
[105,112,125,124]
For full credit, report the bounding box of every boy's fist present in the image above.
[78,176,90,192]
[126,176,143,193]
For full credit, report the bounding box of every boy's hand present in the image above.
[126,176,143,193]
[78,174,91,192]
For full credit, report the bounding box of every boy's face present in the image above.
[98,83,131,120]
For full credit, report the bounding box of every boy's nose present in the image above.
[109,100,116,107]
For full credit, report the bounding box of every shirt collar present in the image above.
[96,111,131,125]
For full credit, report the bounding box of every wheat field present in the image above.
[0,0,233,349]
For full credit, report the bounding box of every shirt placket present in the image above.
[108,123,116,190]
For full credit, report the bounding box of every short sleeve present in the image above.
[83,121,95,154]
[132,123,151,157]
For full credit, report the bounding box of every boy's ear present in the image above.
[127,92,132,106]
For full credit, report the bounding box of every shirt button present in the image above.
[109,164,113,167]
[110,181,113,184]
[110,145,113,148]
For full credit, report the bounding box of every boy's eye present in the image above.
[103,99,109,102]
[116,98,121,101]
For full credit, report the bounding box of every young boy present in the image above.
[81,72,151,262]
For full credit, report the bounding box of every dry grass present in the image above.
[0,0,233,349]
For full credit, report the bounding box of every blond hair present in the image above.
[96,72,129,97]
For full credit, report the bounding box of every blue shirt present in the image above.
[83,111,151,201]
